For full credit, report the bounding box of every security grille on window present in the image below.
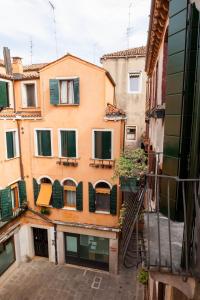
[126,126,136,141]
[63,180,76,208]
[129,72,141,93]
[94,130,112,160]
[24,83,36,107]
[36,130,52,156]
[6,131,17,159]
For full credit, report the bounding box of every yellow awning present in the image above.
[95,188,110,194]
[36,183,52,207]
[64,186,76,192]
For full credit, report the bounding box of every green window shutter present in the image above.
[67,131,76,157]
[0,187,12,221]
[18,180,27,206]
[0,81,9,107]
[6,132,14,159]
[61,131,76,157]
[76,182,83,211]
[33,178,40,205]
[73,78,80,104]
[49,79,59,105]
[37,130,52,156]
[110,185,117,215]
[102,131,111,159]
[52,180,64,209]
[88,182,95,212]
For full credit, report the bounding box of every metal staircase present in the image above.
[121,186,146,268]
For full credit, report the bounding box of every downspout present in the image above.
[12,79,24,179]
[54,224,58,264]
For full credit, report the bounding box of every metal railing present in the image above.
[145,174,200,277]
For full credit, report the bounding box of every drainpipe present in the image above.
[12,78,24,180]
[54,224,58,264]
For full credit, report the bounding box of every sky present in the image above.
[0,0,151,66]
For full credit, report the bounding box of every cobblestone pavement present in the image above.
[0,259,144,300]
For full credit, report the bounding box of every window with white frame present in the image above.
[128,72,141,93]
[60,80,74,104]
[59,129,77,158]
[35,129,52,157]
[5,130,19,159]
[93,130,112,160]
[0,80,12,108]
[126,126,136,141]
[22,81,37,107]
[63,180,76,208]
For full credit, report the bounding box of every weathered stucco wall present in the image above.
[102,56,146,148]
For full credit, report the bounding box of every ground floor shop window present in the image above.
[65,233,109,270]
[0,237,15,275]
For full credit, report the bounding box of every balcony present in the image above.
[121,174,200,278]
[56,157,79,167]
[89,158,115,169]
[0,206,27,229]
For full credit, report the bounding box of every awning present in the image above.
[36,183,52,207]
[95,188,110,194]
[64,186,76,192]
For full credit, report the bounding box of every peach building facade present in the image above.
[0,52,125,274]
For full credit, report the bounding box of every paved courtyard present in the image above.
[0,259,144,300]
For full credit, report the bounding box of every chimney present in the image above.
[12,56,23,74]
[3,47,12,75]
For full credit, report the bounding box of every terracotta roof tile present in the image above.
[0,110,42,118]
[101,46,146,60]
[0,73,12,80]
[23,63,48,72]
[105,103,126,117]
[13,72,39,80]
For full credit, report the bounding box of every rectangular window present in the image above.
[60,130,76,158]
[64,190,76,207]
[94,130,112,160]
[0,81,10,107]
[128,72,141,93]
[60,80,74,104]
[6,131,18,159]
[24,83,36,107]
[36,130,52,156]
[126,126,136,141]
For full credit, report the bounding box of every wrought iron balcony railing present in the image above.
[121,174,200,278]
[0,207,26,229]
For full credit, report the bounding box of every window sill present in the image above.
[20,106,40,109]
[53,104,79,106]
[62,207,76,211]
[5,156,19,161]
[128,91,142,94]
[95,211,110,215]
[34,155,54,158]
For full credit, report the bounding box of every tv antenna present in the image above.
[30,37,33,65]
[49,0,58,58]
[126,1,134,48]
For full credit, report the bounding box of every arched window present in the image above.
[95,182,111,212]
[36,177,52,207]
[63,180,76,208]
[40,177,52,184]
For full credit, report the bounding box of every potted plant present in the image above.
[115,148,147,192]
[137,268,148,285]
[40,207,50,215]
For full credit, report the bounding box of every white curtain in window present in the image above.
[68,80,74,104]
[60,81,68,104]
[67,191,76,206]
[129,74,140,92]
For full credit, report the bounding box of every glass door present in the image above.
[65,233,79,262]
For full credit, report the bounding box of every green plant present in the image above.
[137,269,148,285]
[114,148,147,178]
[119,203,126,228]
[40,207,50,215]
